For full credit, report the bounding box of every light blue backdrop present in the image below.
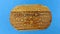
[0,0,60,34]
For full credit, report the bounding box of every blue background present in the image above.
[0,0,60,34]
